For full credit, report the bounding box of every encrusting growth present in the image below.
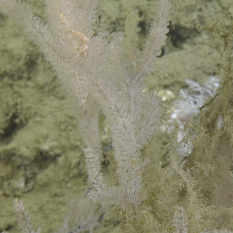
[0,0,169,208]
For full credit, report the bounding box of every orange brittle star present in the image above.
[60,12,89,56]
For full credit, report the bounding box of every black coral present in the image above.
[13,199,41,233]
[0,0,169,207]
